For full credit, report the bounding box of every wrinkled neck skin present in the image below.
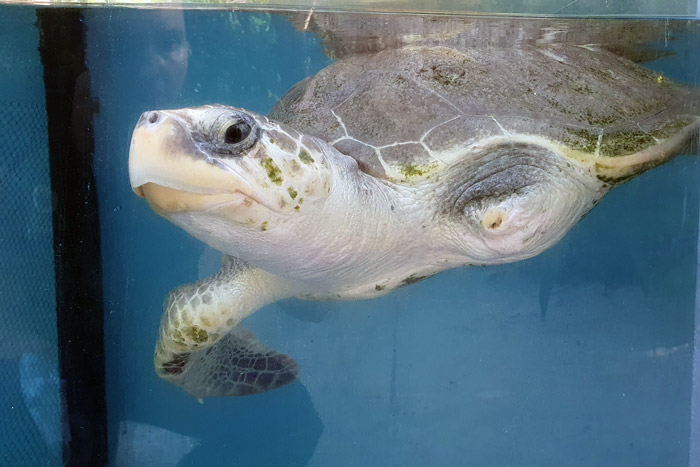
[168,139,608,299]
[436,141,609,265]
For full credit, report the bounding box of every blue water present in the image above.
[2,6,699,466]
[0,8,61,466]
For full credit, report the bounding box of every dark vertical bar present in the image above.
[36,8,108,466]
[692,192,700,467]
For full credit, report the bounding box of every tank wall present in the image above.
[84,10,700,466]
[0,7,62,466]
[0,5,698,466]
[6,0,700,17]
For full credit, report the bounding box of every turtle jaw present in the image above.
[136,183,256,216]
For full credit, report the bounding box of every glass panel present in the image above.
[16,1,700,18]
[0,7,62,467]
[1,4,698,465]
[84,9,699,466]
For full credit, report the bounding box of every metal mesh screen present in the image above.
[0,8,62,467]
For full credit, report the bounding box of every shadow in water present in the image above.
[177,381,323,466]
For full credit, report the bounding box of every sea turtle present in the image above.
[129,44,699,398]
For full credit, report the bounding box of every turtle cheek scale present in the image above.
[212,126,334,221]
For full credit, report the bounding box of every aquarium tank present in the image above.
[1,0,699,465]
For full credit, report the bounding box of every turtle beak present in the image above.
[129,110,257,213]
[132,182,145,198]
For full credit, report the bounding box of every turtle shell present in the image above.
[270,45,697,184]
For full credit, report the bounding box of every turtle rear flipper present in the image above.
[156,327,298,397]
[154,256,296,398]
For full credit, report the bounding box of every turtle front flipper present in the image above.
[154,256,297,398]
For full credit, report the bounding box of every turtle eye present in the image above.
[208,111,259,156]
[224,121,252,145]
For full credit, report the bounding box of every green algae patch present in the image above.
[299,149,315,165]
[375,284,385,291]
[184,326,208,344]
[288,187,298,199]
[599,118,695,157]
[595,158,664,185]
[599,132,656,157]
[400,162,438,179]
[172,328,185,345]
[566,117,696,157]
[401,273,430,286]
[260,221,268,232]
[261,157,283,185]
[565,129,598,153]
[585,111,619,126]
[400,164,425,177]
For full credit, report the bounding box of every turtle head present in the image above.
[129,104,333,229]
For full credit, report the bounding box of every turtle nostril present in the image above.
[138,111,161,127]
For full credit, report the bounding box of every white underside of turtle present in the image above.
[128,45,699,398]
